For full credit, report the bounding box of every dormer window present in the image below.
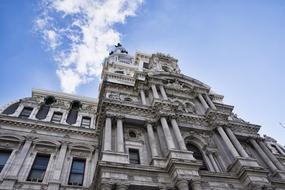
[19,107,33,119]
[66,100,82,125]
[51,112,62,123]
[81,116,91,128]
[36,96,56,120]
[2,102,20,115]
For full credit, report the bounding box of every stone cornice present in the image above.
[32,88,98,104]
[0,114,97,137]
[98,161,166,173]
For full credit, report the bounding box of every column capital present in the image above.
[145,121,153,127]
[105,113,115,118]
[191,179,202,185]
[116,114,125,120]
[160,113,175,118]
[116,184,129,190]
[191,179,202,190]
[25,136,35,141]
[170,115,178,119]
[176,179,189,190]
[101,183,113,190]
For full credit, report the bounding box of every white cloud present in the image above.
[35,0,143,93]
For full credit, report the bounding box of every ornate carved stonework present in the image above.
[0,45,284,190]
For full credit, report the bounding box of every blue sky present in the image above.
[0,0,285,144]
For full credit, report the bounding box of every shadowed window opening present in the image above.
[51,112,62,123]
[81,116,91,128]
[115,70,124,74]
[129,131,136,138]
[36,96,56,120]
[0,150,11,172]
[19,107,33,119]
[68,158,86,186]
[143,62,149,69]
[27,154,50,182]
[186,143,208,171]
[2,102,20,115]
[129,149,140,164]
[66,100,82,125]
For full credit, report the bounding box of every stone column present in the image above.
[224,127,249,158]
[160,117,175,150]
[249,139,277,172]
[217,126,240,158]
[140,89,147,105]
[259,141,285,170]
[104,117,112,151]
[203,152,215,172]
[52,143,68,181]
[147,123,158,157]
[151,84,160,99]
[116,118,124,153]
[191,180,202,190]
[170,118,187,151]
[101,183,112,190]
[198,94,209,110]
[176,180,189,190]
[7,138,32,177]
[205,94,216,110]
[159,85,168,100]
[208,153,220,172]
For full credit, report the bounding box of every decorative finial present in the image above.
[115,43,122,47]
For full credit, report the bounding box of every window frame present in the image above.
[0,149,12,173]
[129,148,140,164]
[81,116,91,128]
[186,143,208,171]
[143,62,149,69]
[68,158,86,186]
[19,107,33,119]
[27,154,50,182]
[51,111,63,123]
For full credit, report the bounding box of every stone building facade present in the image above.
[0,44,285,190]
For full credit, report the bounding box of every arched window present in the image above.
[186,143,208,171]
[66,100,82,125]
[129,131,137,138]
[36,96,56,120]
[2,102,20,115]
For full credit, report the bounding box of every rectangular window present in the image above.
[129,149,140,164]
[27,154,50,182]
[68,158,86,186]
[19,107,33,118]
[51,112,62,123]
[81,117,91,128]
[0,150,11,173]
[143,62,149,69]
